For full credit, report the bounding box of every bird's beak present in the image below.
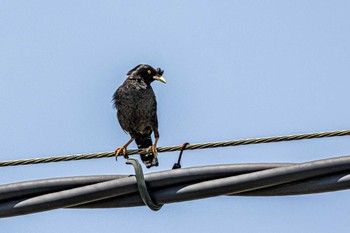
[153,75,167,84]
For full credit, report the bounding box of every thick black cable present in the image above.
[0,163,292,217]
[0,175,125,202]
[1,156,350,218]
[74,171,350,208]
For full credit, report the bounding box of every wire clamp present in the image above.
[126,158,163,211]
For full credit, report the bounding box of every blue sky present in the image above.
[1,1,350,232]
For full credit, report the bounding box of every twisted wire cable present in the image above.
[1,129,350,167]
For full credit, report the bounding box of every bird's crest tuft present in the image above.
[156,68,164,76]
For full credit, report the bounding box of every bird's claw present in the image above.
[146,145,157,158]
[115,146,129,160]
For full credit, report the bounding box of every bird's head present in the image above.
[127,64,166,85]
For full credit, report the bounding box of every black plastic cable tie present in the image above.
[172,142,190,169]
[126,158,163,211]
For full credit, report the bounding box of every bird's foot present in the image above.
[143,145,159,168]
[115,146,129,160]
[146,145,157,158]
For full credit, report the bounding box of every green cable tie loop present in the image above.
[126,158,163,211]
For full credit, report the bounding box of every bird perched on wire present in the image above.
[113,64,166,168]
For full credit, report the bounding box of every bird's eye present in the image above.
[147,70,152,74]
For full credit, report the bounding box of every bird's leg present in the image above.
[147,137,159,158]
[145,130,160,167]
[115,138,134,159]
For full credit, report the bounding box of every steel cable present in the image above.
[1,129,350,167]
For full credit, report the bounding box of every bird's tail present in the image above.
[135,135,159,168]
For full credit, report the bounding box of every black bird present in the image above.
[113,64,166,168]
